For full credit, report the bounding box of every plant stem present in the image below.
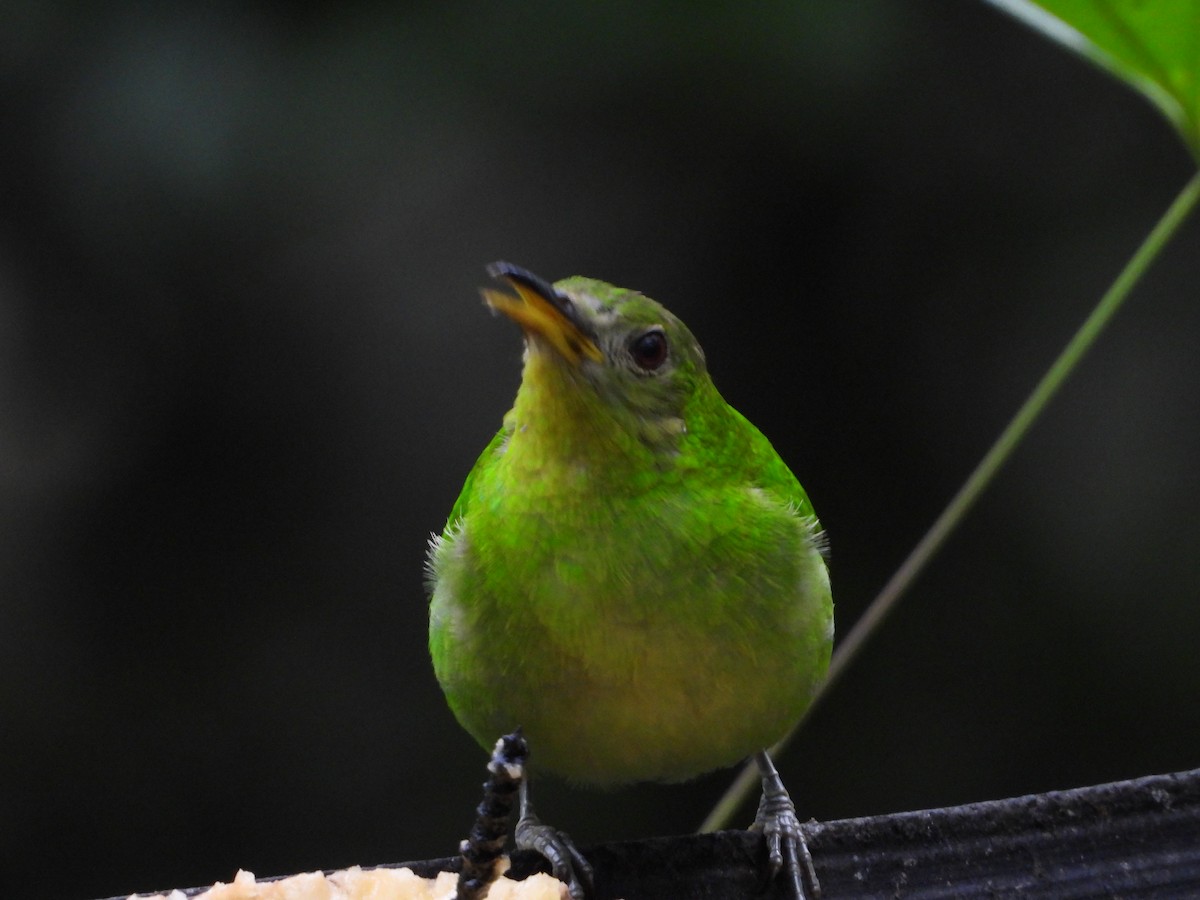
[700,168,1200,835]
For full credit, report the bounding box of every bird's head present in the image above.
[482,261,713,451]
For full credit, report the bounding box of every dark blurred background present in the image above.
[3,2,1198,898]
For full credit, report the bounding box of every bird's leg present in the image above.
[750,750,820,900]
[515,779,594,900]
[456,731,528,900]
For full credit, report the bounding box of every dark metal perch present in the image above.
[102,767,1200,899]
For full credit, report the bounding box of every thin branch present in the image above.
[703,168,1200,834]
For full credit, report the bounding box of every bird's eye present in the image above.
[629,329,669,371]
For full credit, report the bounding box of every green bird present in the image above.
[427,262,833,898]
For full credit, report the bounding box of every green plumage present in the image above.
[427,270,832,786]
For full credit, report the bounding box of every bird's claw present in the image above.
[515,810,594,900]
[752,751,820,899]
[752,796,818,899]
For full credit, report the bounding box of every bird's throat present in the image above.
[504,344,681,492]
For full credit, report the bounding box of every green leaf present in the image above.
[987,0,1200,158]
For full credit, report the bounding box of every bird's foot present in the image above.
[751,750,820,900]
[516,783,593,900]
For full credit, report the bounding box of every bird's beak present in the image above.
[482,261,604,366]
